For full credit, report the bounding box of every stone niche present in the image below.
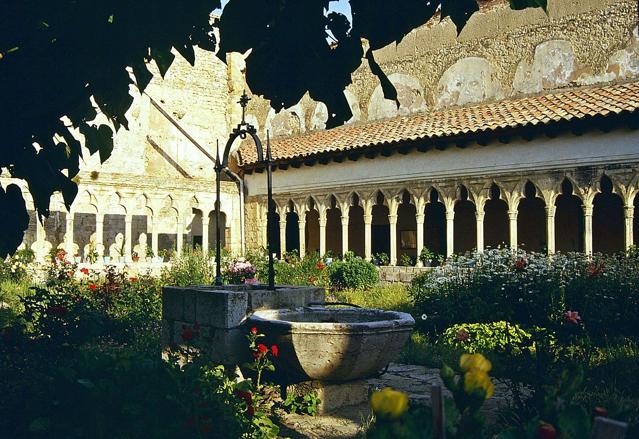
[161,284,325,365]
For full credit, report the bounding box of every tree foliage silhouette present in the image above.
[0,0,545,257]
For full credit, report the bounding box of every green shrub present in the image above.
[161,248,215,286]
[399,254,414,267]
[327,253,379,290]
[409,249,639,340]
[440,321,537,355]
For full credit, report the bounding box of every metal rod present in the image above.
[266,131,275,289]
[215,140,223,286]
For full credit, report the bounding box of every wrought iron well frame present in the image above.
[214,92,275,288]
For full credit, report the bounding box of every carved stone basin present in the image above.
[248,307,415,383]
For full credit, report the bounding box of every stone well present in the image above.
[161,284,324,365]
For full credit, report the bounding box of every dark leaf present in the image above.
[80,123,114,163]
[175,42,195,66]
[366,49,398,108]
[132,61,153,92]
[509,0,548,12]
[441,0,479,35]
[0,184,29,258]
[151,46,176,78]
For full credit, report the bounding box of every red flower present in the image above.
[250,327,258,334]
[271,344,279,357]
[514,257,528,270]
[247,405,255,417]
[308,276,317,284]
[316,261,326,271]
[56,249,67,261]
[593,406,608,418]
[257,343,268,354]
[80,267,90,275]
[129,277,138,282]
[235,390,253,404]
[48,305,67,317]
[587,262,604,277]
[537,423,557,439]
[181,326,194,342]
[252,351,259,359]
[455,328,470,343]
[564,310,581,325]
[89,283,97,290]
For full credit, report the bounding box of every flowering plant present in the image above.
[440,353,494,438]
[225,258,257,284]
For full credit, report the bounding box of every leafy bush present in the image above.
[409,249,639,339]
[161,248,215,286]
[327,253,379,290]
[399,254,415,266]
[372,252,390,266]
[440,321,539,355]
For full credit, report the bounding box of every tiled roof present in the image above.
[239,81,639,166]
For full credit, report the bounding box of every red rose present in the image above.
[271,344,279,357]
[49,305,67,317]
[593,406,608,418]
[537,423,557,439]
[250,327,258,334]
[80,267,90,275]
[316,261,326,271]
[89,283,97,290]
[257,343,268,354]
[308,276,317,284]
[181,326,194,342]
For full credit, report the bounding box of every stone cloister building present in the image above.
[3,0,639,266]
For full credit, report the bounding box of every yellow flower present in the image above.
[459,353,492,373]
[370,388,409,420]
[463,370,494,399]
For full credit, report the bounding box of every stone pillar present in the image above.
[202,216,210,257]
[546,205,556,255]
[416,213,425,266]
[318,211,327,257]
[341,213,349,257]
[364,212,373,262]
[508,209,518,251]
[446,208,455,258]
[124,214,133,260]
[583,203,593,255]
[624,205,634,251]
[298,213,306,259]
[65,213,75,258]
[475,208,485,254]
[279,217,287,257]
[389,214,398,266]
[151,216,159,258]
[176,215,184,257]
[95,213,105,258]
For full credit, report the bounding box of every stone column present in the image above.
[279,217,287,257]
[389,214,398,266]
[508,209,518,251]
[364,212,373,262]
[341,213,349,257]
[624,205,634,251]
[319,210,327,256]
[176,214,184,257]
[583,203,593,255]
[65,213,75,258]
[124,214,133,260]
[298,213,306,259]
[151,216,159,258]
[546,205,556,255]
[202,215,210,257]
[95,213,105,258]
[446,208,455,258]
[475,208,485,254]
[416,213,425,266]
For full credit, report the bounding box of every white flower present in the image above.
[421,314,428,320]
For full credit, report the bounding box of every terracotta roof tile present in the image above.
[239,81,639,166]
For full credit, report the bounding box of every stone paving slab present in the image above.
[277,363,527,438]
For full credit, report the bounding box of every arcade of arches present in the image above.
[258,170,639,266]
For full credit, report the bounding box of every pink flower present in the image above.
[564,310,581,325]
[244,277,259,285]
[456,328,470,343]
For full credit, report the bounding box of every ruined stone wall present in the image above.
[239,0,638,138]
